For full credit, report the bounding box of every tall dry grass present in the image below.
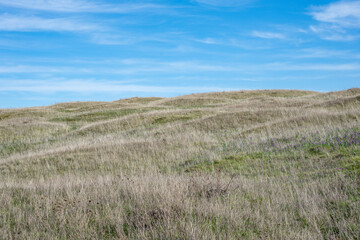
[0,89,359,239]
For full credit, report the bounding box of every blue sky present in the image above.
[0,0,359,108]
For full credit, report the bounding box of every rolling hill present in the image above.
[0,89,359,239]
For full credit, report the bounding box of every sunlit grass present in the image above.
[0,89,359,239]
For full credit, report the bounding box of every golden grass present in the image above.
[0,89,359,239]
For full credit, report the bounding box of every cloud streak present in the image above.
[0,0,169,13]
[266,62,360,71]
[195,0,255,7]
[1,61,359,78]
[0,79,229,93]
[0,65,93,73]
[0,62,237,75]
[292,48,358,59]
[309,24,359,41]
[251,31,285,39]
[0,14,100,32]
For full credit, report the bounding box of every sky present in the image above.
[0,0,359,108]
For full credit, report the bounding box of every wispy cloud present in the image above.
[0,0,169,13]
[0,79,229,93]
[194,38,220,45]
[195,0,255,7]
[0,61,239,75]
[0,14,100,32]
[0,65,92,73]
[309,24,359,41]
[266,62,360,71]
[89,31,179,46]
[309,1,360,41]
[251,30,285,39]
[191,37,273,50]
[320,33,359,41]
[293,48,356,59]
[1,60,359,78]
[310,0,360,27]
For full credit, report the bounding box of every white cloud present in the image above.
[194,38,220,44]
[293,48,355,59]
[0,61,237,75]
[0,0,168,13]
[309,24,359,41]
[266,62,360,71]
[309,1,360,41]
[89,31,176,46]
[0,79,229,93]
[1,61,359,77]
[251,31,285,39]
[0,65,93,73]
[195,0,255,7]
[310,0,360,27]
[320,33,359,41]
[0,14,100,32]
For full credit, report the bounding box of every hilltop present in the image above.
[0,89,359,239]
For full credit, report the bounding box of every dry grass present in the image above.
[0,89,359,239]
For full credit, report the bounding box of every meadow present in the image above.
[0,88,359,239]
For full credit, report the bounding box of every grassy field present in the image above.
[0,89,359,239]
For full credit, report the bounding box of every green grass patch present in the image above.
[0,153,126,179]
[0,141,35,157]
[182,142,360,181]
[51,109,142,123]
[152,111,204,125]
[161,98,227,108]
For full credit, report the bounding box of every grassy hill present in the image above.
[0,89,359,239]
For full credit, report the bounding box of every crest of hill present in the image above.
[181,89,318,99]
[156,89,319,107]
[1,89,359,113]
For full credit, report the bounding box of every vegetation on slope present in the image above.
[0,89,359,239]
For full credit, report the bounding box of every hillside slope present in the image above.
[0,89,359,239]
